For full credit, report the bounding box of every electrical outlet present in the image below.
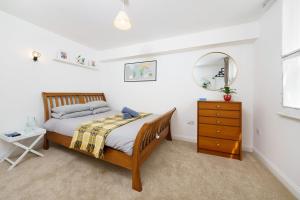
[187,121,195,126]
[256,128,261,135]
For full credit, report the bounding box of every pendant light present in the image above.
[114,0,132,31]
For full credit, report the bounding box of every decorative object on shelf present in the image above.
[124,60,157,82]
[220,86,237,102]
[89,60,96,67]
[75,55,86,65]
[32,51,41,62]
[114,0,132,30]
[57,51,68,61]
[193,52,238,91]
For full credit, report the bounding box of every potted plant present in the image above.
[220,86,236,102]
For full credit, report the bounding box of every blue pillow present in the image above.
[121,107,140,117]
[123,113,133,119]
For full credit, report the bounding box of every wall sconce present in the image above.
[32,51,41,62]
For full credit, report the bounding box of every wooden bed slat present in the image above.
[66,96,70,105]
[54,97,59,107]
[49,97,53,109]
[60,96,64,106]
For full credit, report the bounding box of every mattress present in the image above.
[43,110,158,156]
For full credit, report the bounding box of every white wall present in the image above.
[98,42,255,151]
[254,0,300,198]
[0,11,100,159]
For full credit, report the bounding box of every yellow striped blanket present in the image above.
[69,113,150,159]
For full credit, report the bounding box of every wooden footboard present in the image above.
[132,108,176,191]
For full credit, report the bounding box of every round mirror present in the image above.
[193,52,238,91]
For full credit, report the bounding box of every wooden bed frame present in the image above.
[42,92,176,192]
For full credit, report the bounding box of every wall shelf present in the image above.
[277,112,300,121]
[53,58,98,71]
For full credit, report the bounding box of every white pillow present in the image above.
[86,101,109,110]
[93,107,111,114]
[52,110,93,119]
[52,104,90,115]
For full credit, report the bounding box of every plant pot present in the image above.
[223,94,232,102]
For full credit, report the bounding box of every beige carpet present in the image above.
[0,140,295,200]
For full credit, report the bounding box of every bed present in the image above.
[42,92,176,192]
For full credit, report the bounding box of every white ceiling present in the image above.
[0,0,265,50]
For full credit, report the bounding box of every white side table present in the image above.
[0,128,46,171]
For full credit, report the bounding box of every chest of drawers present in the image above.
[197,101,242,160]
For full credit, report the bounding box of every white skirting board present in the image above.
[254,148,300,199]
[172,135,253,152]
[172,135,196,143]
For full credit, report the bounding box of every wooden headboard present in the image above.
[42,92,106,121]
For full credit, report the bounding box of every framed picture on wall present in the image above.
[124,60,157,82]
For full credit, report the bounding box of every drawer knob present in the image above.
[216,105,221,108]
[216,130,221,133]
[216,143,220,147]
[217,121,221,124]
[216,113,220,116]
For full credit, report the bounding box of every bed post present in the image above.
[132,124,148,192]
[166,124,172,141]
[43,133,49,150]
[132,152,142,192]
[131,108,176,191]
[42,93,50,150]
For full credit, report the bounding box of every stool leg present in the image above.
[8,149,29,171]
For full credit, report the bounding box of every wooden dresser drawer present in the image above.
[198,136,240,155]
[198,102,241,111]
[199,124,241,140]
[198,109,240,119]
[199,116,240,127]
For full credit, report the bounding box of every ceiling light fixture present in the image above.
[114,0,132,31]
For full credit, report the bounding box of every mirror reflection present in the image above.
[193,52,238,91]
